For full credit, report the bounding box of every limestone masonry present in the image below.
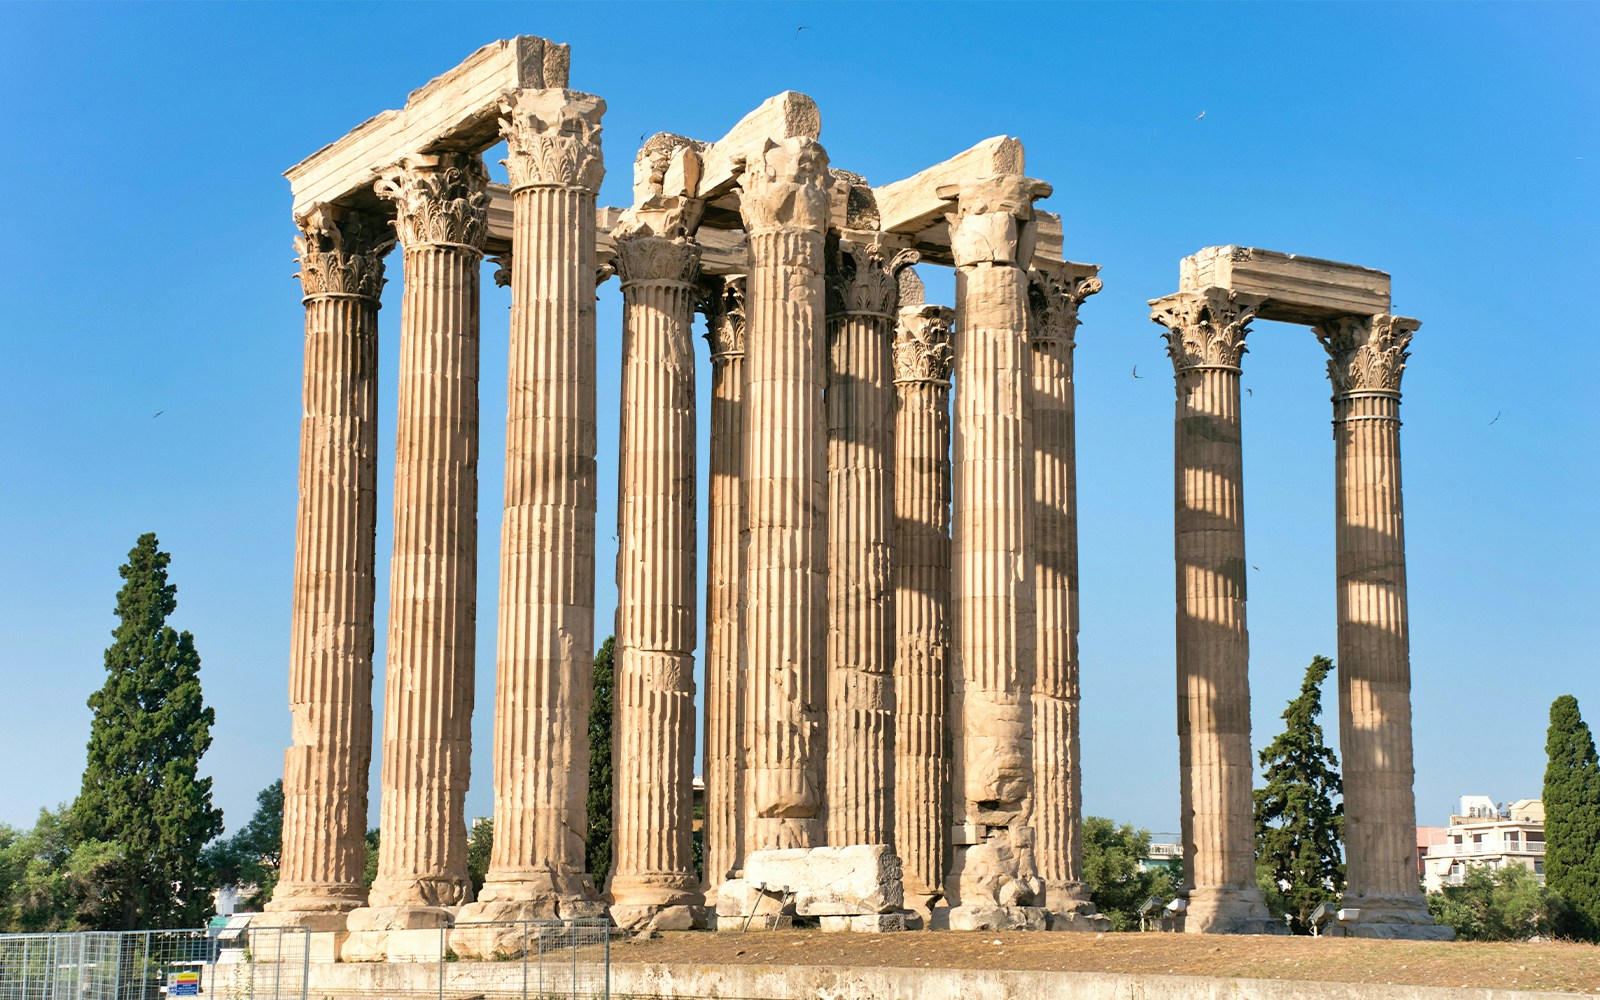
[267,34,1448,951]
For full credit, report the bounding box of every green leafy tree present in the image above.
[1428,863,1568,941]
[0,807,123,932]
[586,637,615,887]
[1253,655,1345,933]
[74,533,225,929]
[467,818,494,897]
[1082,816,1181,931]
[201,780,283,909]
[363,829,380,889]
[1544,694,1600,941]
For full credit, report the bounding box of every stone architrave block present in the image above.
[741,845,904,916]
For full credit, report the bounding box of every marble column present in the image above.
[1026,267,1106,929]
[737,138,832,851]
[469,88,607,921]
[605,227,705,931]
[268,205,391,930]
[700,276,747,890]
[891,299,954,915]
[825,239,915,848]
[1149,287,1277,935]
[940,174,1051,924]
[347,154,488,953]
[1315,314,1448,939]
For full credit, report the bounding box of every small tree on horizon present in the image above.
[74,533,225,929]
[1544,694,1600,941]
[586,637,615,889]
[201,780,283,910]
[1254,655,1345,933]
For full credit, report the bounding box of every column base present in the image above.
[341,905,453,962]
[1332,893,1455,940]
[260,884,365,931]
[1182,887,1288,935]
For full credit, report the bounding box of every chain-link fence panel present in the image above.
[438,918,611,1000]
[0,927,308,1000]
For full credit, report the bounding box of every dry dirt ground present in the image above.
[617,930,1600,994]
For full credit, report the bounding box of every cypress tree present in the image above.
[1254,655,1345,933]
[75,533,224,929]
[586,637,615,887]
[1543,694,1600,941]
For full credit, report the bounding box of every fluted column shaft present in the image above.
[367,154,489,911]
[825,242,910,848]
[607,233,703,923]
[701,277,747,888]
[1027,270,1100,908]
[478,89,606,913]
[892,305,953,902]
[738,139,832,851]
[1151,288,1272,934]
[1319,314,1433,915]
[272,206,390,923]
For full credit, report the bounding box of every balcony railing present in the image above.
[1429,841,1545,857]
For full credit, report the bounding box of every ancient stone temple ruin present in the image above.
[266,34,1448,952]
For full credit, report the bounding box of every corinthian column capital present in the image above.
[293,204,394,300]
[374,154,490,252]
[698,275,747,360]
[1149,287,1265,372]
[1028,268,1102,350]
[827,239,919,318]
[939,174,1053,268]
[893,305,955,385]
[1315,313,1419,395]
[612,225,700,287]
[735,137,831,234]
[499,89,606,192]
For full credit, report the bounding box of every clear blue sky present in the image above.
[1,2,1595,843]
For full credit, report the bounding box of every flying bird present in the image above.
[1195,111,1207,120]
[153,411,164,418]
[1132,365,1143,379]
[796,25,809,37]
[1489,411,1501,426]
[1246,387,1253,396]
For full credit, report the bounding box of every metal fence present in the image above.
[0,926,308,1000]
[432,918,610,1000]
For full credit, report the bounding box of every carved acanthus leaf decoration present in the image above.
[612,224,700,286]
[1149,288,1264,371]
[1027,268,1102,350]
[893,305,955,385]
[698,275,747,360]
[500,89,606,192]
[1315,313,1418,394]
[374,154,490,251]
[827,240,919,317]
[293,203,394,299]
[736,137,831,234]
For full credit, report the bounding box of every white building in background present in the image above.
[1420,795,1546,892]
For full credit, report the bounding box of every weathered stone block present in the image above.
[742,845,904,915]
[819,913,906,933]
